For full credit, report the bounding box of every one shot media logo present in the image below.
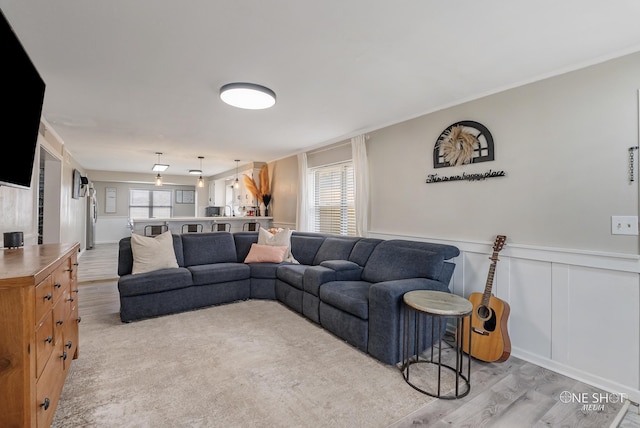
[559,391,628,411]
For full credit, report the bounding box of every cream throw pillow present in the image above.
[258,227,299,264]
[131,230,179,274]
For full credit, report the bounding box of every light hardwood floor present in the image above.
[76,243,639,427]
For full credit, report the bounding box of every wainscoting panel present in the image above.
[508,258,553,359]
[369,231,640,402]
[564,265,639,388]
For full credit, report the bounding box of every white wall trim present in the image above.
[369,231,640,273]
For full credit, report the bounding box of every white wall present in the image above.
[367,52,640,255]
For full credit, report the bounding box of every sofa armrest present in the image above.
[319,260,363,280]
[303,265,336,297]
[367,278,450,365]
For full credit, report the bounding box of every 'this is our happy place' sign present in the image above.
[425,169,506,183]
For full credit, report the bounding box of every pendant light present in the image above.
[190,156,204,186]
[234,160,240,189]
[153,152,165,186]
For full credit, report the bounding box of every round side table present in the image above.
[401,290,472,399]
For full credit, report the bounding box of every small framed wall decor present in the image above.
[72,169,82,199]
[176,190,195,204]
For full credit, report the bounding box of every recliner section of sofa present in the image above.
[117,230,460,365]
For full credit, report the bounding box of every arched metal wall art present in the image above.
[433,121,494,169]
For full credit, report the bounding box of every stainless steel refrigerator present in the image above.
[86,185,97,249]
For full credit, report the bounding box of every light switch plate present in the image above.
[611,216,639,235]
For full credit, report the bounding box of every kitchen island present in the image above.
[130,216,272,235]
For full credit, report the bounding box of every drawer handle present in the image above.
[77,316,82,324]
[66,341,73,349]
[73,289,79,294]
[61,351,67,361]
[44,293,52,301]
[73,262,79,266]
[67,297,74,303]
[41,397,50,411]
[56,320,64,326]
[54,282,62,288]
[45,336,53,344]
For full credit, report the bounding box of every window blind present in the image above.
[129,189,173,218]
[309,162,355,236]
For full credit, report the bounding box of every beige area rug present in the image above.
[52,299,437,427]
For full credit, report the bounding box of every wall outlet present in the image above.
[611,216,639,235]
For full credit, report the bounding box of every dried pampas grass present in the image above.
[259,165,270,196]
[242,165,272,205]
[243,174,262,203]
[437,125,479,167]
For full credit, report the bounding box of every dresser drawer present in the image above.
[52,295,69,343]
[35,275,53,325]
[35,339,66,428]
[35,313,54,379]
[52,261,71,302]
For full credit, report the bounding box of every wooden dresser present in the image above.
[0,242,80,428]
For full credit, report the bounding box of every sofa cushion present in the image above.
[187,262,250,286]
[244,243,288,263]
[348,238,383,266]
[312,237,359,265]
[181,232,238,266]
[276,264,309,290]
[290,234,325,265]
[361,243,444,283]
[130,231,179,274]
[248,262,281,279]
[233,232,259,262]
[118,267,193,297]
[319,281,372,320]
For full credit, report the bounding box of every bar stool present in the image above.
[401,290,472,399]
[144,224,168,237]
[212,223,231,232]
[181,223,203,233]
[242,222,261,232]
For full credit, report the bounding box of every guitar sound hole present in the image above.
[477,305,490,320]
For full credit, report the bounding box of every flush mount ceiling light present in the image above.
[152,152,169,172]
[220,82,276,110]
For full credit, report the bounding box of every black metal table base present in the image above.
[401,307,471,399]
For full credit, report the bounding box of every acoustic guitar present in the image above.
[461,235,511,362]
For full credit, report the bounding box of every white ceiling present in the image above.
[3,1,640,178]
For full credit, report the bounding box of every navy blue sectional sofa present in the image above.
[117,231,460,365]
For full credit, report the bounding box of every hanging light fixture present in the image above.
[152,152,169,172]
[153,152,166,186]
[220,83,276,110]
[234,159,240,189]
[195,156,204,188]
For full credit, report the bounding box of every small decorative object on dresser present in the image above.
[0,242,81,428]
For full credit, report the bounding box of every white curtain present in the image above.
[296,152,309,231]
[351,135,369,237]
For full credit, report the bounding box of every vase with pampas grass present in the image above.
[242,165,272,216]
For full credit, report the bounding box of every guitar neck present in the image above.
[481,260,497,307]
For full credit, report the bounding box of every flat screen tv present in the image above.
[1,9,46,189]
